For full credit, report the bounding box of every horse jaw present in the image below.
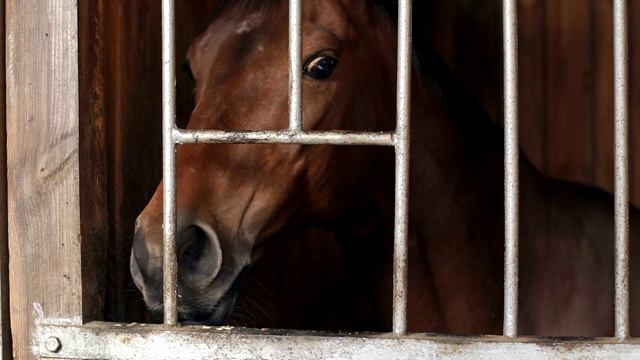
[130,184,257,325]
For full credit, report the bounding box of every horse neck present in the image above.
[410,49,506,234]
[331,47,508,331]
[401,51,507,332]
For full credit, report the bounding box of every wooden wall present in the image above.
[0,0,9,357]
[102,1,218,322]
[7,2,89,358]
[103,0,161,323]
[2,0,637,356]
[420,0,640,206]
[101,1,379,326]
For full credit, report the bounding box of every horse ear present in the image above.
[373,0,431,26]
[374,0,398,20]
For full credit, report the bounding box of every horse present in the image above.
[130,0,640,336]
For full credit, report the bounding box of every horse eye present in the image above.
[303,55,339,80]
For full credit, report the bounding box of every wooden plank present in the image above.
[518,0,547,170]
[102,0,218,323]
[0,0,10,357]
[103,0,162,322]
[78,0,108,323]
[6,2,82,359]
[593,0,615,197]
[630,0,640,207]
[545,0,596,184]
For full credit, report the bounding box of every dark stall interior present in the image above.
[83,0,639,328]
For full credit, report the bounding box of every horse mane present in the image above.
[214,0,282,12]
[205,0,284,25]
[206,0,393,24]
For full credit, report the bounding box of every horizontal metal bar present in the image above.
[38,323,640,360]
[174,129,396,146]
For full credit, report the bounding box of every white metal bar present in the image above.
[392,0,412,336]
[39,323,640,360]
[161,0,178,326]
[288,0,303,131]
[613,0,629,342]
[503,0,519,338]
[174,129,395,146]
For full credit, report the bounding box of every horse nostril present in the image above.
[177,225,222,287]
[179,226,209,270]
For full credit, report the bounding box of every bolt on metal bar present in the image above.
[161,0,178,326]
[174,129,395,146]
[613,0,630,342]
[288,0,303,131]
[503,0,519,338]
[392,0,412,336]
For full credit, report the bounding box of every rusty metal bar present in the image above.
[503,0,519,338]
[613,0,630,342]
[38,322,640,359]
[392,0,412,336]
[161,0,178,326]
[174,129,395,146]
[288,0,303,131]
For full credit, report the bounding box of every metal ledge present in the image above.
[38,322,640,359]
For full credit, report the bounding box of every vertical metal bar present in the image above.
[288,0,303,131]
[161,0,178,326]
[392,0,412,336]
[503,0,519,338]
[613,0,629,342]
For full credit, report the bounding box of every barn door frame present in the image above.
[6,1,107,358]
[0,0,10,357]
[5,0,640,359]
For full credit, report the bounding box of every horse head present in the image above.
[130,0,400,325]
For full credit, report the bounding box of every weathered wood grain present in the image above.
[518,0,547,169]
[545,0,596,183]
[102,0,218,323]
[103,0,163,322]
[630,0,640,206]
[78,0,108,323]
[4,1,639,357]
[6,2,82,359]
[593,0,615,198]
[0,0,10,358]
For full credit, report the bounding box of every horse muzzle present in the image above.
[131,217,241,324]
[177,266,249,325]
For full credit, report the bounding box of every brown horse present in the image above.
[130,0,640,336]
